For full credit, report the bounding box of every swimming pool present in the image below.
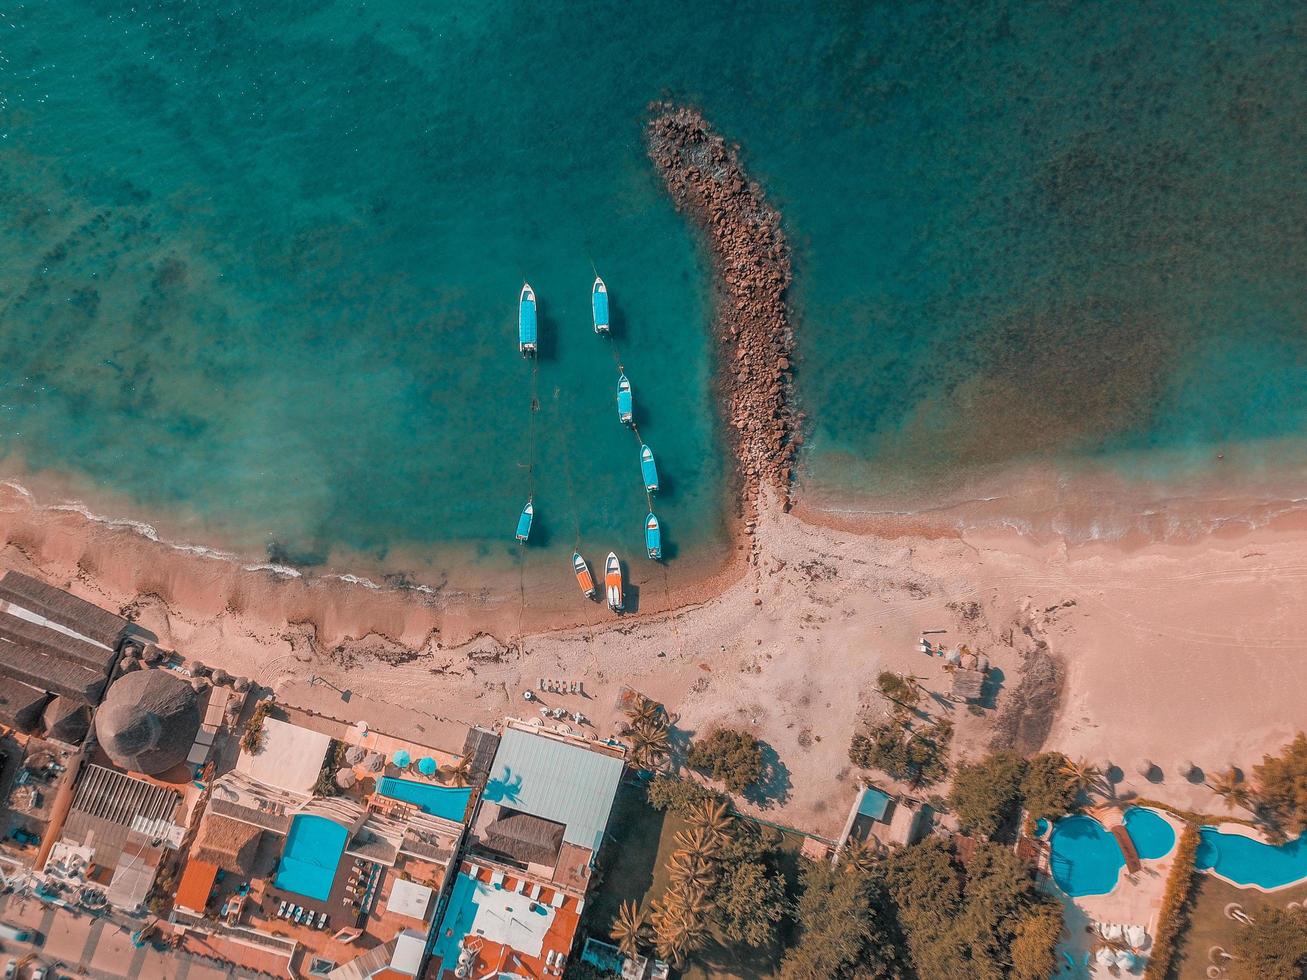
[377,776,472,821]
[1049,807,1177,897]
[275,814,349,901]
[1196,828,1307,891]
[1123,806,1176,859]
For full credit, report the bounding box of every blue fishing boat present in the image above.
[617,374,633,425]
[640,444,659,493]
[592,277,610,334]
[518,283,537,355]
[515,498,533,542]
[645,512,661,560]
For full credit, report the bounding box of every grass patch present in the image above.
[583,781,809,980]
[1169,873,1307,979]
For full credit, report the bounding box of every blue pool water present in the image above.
[1123,807,1176,860]
[275,815,349,902]
[1196,828,1307,891]
[377,777,472,821]
[1049,807,1176,897]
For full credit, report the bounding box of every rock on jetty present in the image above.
[646,103,799,521]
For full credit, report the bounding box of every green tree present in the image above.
[1230,907,1307,980]
[1011,904,1064,980]
[687,728,765,793]
[779,860,903,979]
[1253,733,1307,834]
[850,719,953,787]
[645,774,723,815]
[948,751,1026,838]
[1208,766,1251,812]
[885,838,965,978]
[711,859,788,947]
[1020,751,1078,827]
[1059,756,1104,798]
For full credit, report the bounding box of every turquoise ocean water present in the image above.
[2,2,1305,582]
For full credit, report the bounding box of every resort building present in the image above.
[836,783,930,853]
[427,719,626,979]
[170,705,474,978]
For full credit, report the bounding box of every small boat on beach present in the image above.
[605,552,623,611]
[617,374,633,425]
[519,283,537,356]
[515,498,534,542]
[640,444,659,493]
[592,277,610,334]
[573,551,596,599]
[645,512,661,560]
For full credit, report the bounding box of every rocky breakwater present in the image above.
[646,103,800,529]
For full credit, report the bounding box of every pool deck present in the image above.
[428,861,582,980]
[1041,807,1187,970]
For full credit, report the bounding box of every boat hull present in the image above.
[640,446,659,493]
[617,374,633,425]
[573,553,596,598]
[605,553,623,611]
[592,278,610,334]
[645,514,661,560]
[519,284,537,355]
[515,502,533,542]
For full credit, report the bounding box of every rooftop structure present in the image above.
[235,716,333,795]
[430,722,626,979]
[836,784,931,853]
[94,668,202,775]
[0,571,132,651]
[479,725,624,859]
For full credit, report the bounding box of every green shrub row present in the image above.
[1143,822,1200,980]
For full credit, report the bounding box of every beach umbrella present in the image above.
[211,669,231,687]
[1137,759,1155,777]
[417,757,437,777]
[188,660,209,677]
[345,745,366,766]
[364,752,385,772]
[392,749,411,768]
[232,676,251,692]
[190,676,211,693]
[120,659,140,673]
[142,643,162,664]
[335,769,357,790]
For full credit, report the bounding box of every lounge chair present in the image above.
[277,900,288,917]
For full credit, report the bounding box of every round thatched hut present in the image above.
[94,669,202,775]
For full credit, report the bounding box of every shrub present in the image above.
[1230,906,1307,980]
[1143,822,1200,979]
[687,729,764,793]
[241,699,273,754]
[1253,732,1307,836]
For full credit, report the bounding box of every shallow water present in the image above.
[2,2,1305,580]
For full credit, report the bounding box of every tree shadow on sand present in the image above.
[742,740,791,810]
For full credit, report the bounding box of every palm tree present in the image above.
[1060,757,1104,796]
[626,693,662,728]
[629,718,670,770]
[667,850,716,891]
[651,887,709,966]
[439,754,474,787]
[674,826,722,861]
[840,837,880,875]
[685,797,733,844]
[610,900,645,959]
[1208,768,1251,811]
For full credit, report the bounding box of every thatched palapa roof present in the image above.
[193,813,263,874]
[42,696,92,745]
[94,669,201,775]
[0,675,49,733]
[481,809,565,867]
[0,611,114,704]
[0,571,130,650]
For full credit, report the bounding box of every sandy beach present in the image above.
[3,471,1305,839]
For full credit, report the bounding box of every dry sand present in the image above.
[2,478,1305,839]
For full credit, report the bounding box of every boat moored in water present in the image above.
[515,499,534,542]
[605,552,623,611]
[617,374,633,425]
[573,551,596,598]
[645,512,661,560]
[518,283,537,355]
[592,277,610,334]
[640,444,659,493]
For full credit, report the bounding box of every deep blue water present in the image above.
[2,2,1305,582]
